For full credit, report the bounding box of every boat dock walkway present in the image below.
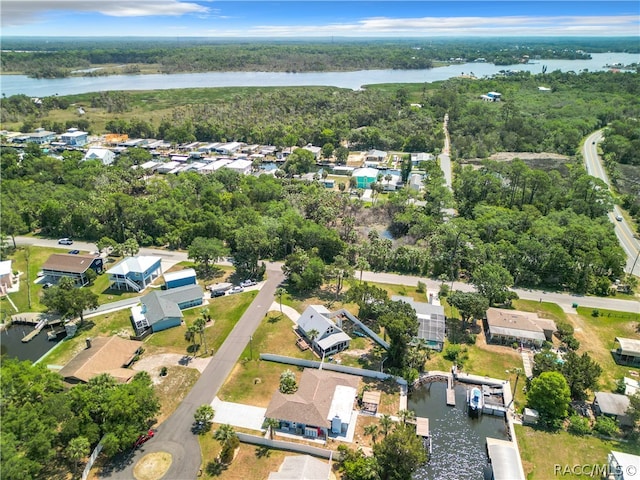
[446,374,455,406]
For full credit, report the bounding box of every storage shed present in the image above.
[164,268,197,289]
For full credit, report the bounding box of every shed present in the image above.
[522,408,539,425]
[361,390,382,414]
[613,337,640,367]
[593,392,633,426]
[164,268,197,289]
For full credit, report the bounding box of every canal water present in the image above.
[409,381,510,480]
[0,324,62,363]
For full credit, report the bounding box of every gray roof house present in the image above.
[392,295,446,351]
[297,305,351,357]
[612,337,640,367]
[485,308,556,347]
[593,392,633,427]
[130,284,203,336]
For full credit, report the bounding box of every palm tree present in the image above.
[66,436,90,474]
[264,418,280,439]
[214,424,237,445]
[308,329,319,345]
[185,324,199,354]
[399,409,416,425]
[355,257,370,283]
[363,424,379,444]
[194,317,208,354]
[275,287,286,314]
[379,414,393,437]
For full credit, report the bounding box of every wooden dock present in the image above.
[21,318,47,343]
[446,375,456,406]
[416,417,429,437]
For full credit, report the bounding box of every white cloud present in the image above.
[1,0,210,27]
[238,15,640,37]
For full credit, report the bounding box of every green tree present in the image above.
[379,414,394,438]
[188,237,228,278]
[121,237,140,257]
[363,424,379,444]
[373,424,427,480]
[325,254,353,300]
[264,418,280,440]
[335,146,349,164]
[322,143,335,159]
[447,291,489,327]
[65,436,90,474]
[194,404,215,430]
[193,317,208,355]
[561,351,602,401]
[379,300,419,369]
[275,287,286,314]
[283,148,315,175]
[279,369,298,394]
[41,277,99,323]
[472,262,514,306]
[527,371,571,428]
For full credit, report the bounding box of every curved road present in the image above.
[583,130,640,276]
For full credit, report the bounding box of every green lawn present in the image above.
[516,424,640,480]
[217,312,315,407]
[145,291,258,355]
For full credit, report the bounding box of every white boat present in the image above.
[468,387,483,417]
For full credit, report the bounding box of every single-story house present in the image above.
[268,455,331,480]
[622,377,639,397]
[607,451,640,480]
[302,144,322,160]
[351,167,379,189]
[60,128,88,146]
[215,142,243,155]
[26,128,56,144]
[486,437,526,480]
[380,172,402,191]
[485,308,556,348]
[365,149,387,163]
[410,152,434,166]
[392,295,446,351]
[130,284,204,335]
[0,259,13,292]
[265,368,360,439]
[297,305,351,357]
[83,147,115,165]
[481,91,502,102]
[58,336,142,384]
[164,268,196,289]
[612,337,640,367]
[41,254,104,286]
[225,159,252,175]
[592,392,633,427]
[156,161,181,174]
[106,256,162,292]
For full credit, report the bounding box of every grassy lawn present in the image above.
[217,312,316,407]
[516,424,640,480]
[513,300,568,324]
[572,307,640,391]
[145,291,258,356]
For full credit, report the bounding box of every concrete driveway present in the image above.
[211,397,266,431]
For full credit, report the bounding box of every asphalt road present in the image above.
[583,130,640,277]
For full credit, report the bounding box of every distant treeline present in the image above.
[3,37,635,78]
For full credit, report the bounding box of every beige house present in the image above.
[58,336,142,384]
[265,369,360,439]
[485,308,556,347]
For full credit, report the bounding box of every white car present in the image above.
[229,286,245,294]
[615,215,623,222]
[58,238,73,245]
[240,279,257,287]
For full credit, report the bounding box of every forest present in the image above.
[2,37,635,78]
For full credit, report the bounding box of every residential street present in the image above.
[583,130,640,276]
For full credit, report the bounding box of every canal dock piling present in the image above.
[446,374,456,406]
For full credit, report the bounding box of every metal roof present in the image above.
[594,392,630,416]
[616,337,640,356]
[163,268,196,283]
[486,438,525,480]
[42,254,98,274]
[106,256,161,276]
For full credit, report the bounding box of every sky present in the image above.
[1,1,639,38]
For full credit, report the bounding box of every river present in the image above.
[1,52,637,97]
[409,381,511,480]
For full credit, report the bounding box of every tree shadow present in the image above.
[255,446,271,458]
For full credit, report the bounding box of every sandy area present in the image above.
[133,353,211,381]
[133,452,172,480]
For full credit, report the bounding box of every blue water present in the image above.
[1,52,637,97]
[409,382,510,480]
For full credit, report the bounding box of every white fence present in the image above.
[259,353,407,385]
[237,432,338,460]
[81,436,105,480]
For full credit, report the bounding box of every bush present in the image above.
[444,344,462,361]
[594,416,619,437]
[556,321,574,339]
[564,335,580,351]
[591,309,600,318]
[567,415,592,436]
[219,436,239,464]
[160,366,168,376]
[417,281,426,294]
[439,283,450,298]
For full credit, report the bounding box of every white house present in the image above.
[215,142,243,154]
[0,259,13,293]
[60,128,88,146]
[225,159,252,175]
[302,144,322,160]
[410,152,434,166]
[365,149,387,163]
[297,305,351,357]
[83,147,115,165]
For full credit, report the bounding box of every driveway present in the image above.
[211,397,266,431]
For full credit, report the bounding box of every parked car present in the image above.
[211,289,226,298]
[42,282,53,289]
[58,238,73,245]
[229,286,245,294]
[240,279,257,287]
[68,249,80,254]
[133,430,155,448]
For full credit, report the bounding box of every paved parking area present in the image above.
[211,397,266,431]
